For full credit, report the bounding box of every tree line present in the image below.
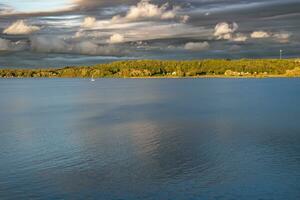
[1,59,300,78]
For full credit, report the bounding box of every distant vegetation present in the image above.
[1,59,300,78]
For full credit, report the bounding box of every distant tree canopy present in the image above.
[1,59,300,78]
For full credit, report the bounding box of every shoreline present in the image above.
[1,75,299,79]
[1,59,300,79]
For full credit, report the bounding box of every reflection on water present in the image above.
[0,79,300,199]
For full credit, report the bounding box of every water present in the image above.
[0,78,300,199]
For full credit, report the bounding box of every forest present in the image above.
[1,59,300,78]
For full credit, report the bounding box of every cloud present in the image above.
[77,21,201,43]
[81,16,97,28]
[251,31,270,38]
[232,33,248,42]
[80,0,188,28]
[76,21,210,45]
[123,23,211,42]
[74,30,103,39]
[214,22,238,40]
[30,36,68,53]
[0,38,11,51]
[0,38,28,51]
[0,1,75,16]
[30,35,125,56]
[0,4,14,15]
[214,22,248,42]
[250,30,291,43]
[0,0,299,67]
[273,32,291,43]
[108,34,125,44]
[76,1,193,44]
[114,0,180,21]
[184,42,209,51]
[72,40,124,55]
[3,20,40,35]
[180,15,190,23]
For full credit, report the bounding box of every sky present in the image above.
[0,0,299,68]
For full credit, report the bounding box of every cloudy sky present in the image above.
[0,0,299,67]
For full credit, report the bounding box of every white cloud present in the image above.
[81,16,97,28]
[273,32,291,43]
[250,30,291,43]
[123,0,179,21]
[77,18,208,44]
[80,0,188,30]
[108,33,125,44]
[184,42,209,51]
[180,15,190,23]
[3,20,40,35]
[251,31,270,38]
[76,1,193,44]
[214,22,248,42]
[214,22,238,40]
[232,33,248,42]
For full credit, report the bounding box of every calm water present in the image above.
[0,79,300,200]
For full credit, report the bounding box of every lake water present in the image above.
[0,78,300,199]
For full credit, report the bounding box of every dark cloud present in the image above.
[0,0,299,67]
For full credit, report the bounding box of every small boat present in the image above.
[91,75,95,82]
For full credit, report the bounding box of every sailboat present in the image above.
[91,75,95,82]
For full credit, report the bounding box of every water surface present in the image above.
[0,79,300,199]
